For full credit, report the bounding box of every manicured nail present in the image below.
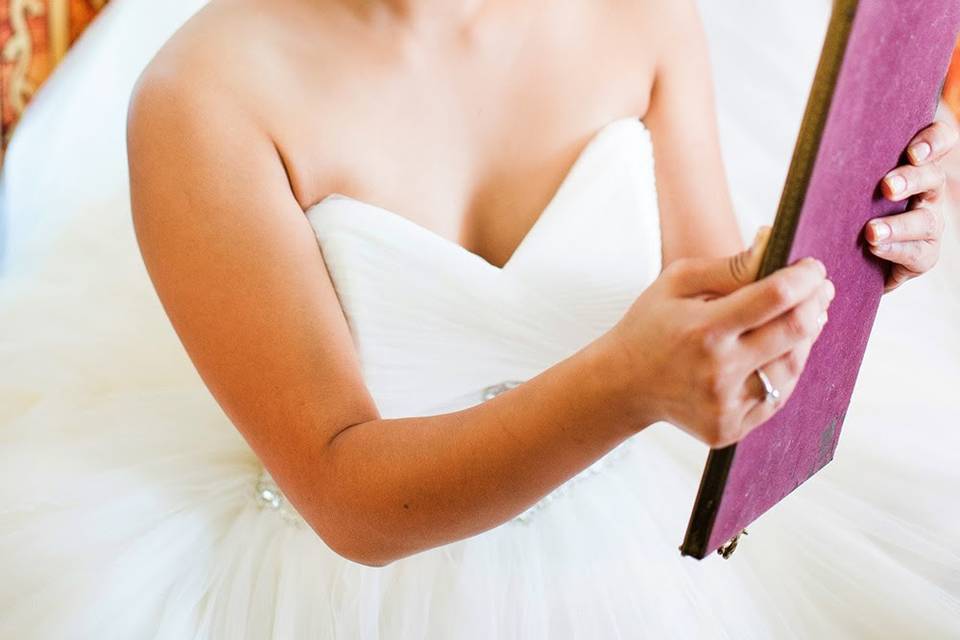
[908,141,932,163]
[818,311,829,327]
[801,257,826,275]
[874,243,890,253]
[884,174,907,196]
[870,220,891,241]
[825,280,836,302]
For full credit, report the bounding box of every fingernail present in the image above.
[818,311,828,327]
[874,243,890,253]
[825,280,836,302]
[801,257,826,275]
[885,174,907,196]
[870,221,891,241]
[909,141,932,163]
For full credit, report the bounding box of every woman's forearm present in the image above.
[301,334,649,567]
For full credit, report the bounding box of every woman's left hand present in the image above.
[865,119,959,293]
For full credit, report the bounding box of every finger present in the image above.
[865,206,944,245]
[884,264,915,293]
[739,340,814,434]
[870,239,939,273]
[740,279,832,368]
[729,225,772,286]
[710,257,827,333]
[670,226,772,297]
[905,120,959,165]
[880,163,946,202]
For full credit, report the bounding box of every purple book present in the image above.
[681,0,960,560]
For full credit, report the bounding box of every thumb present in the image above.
[675,226,772,297]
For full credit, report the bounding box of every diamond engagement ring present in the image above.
[755,367,781,407]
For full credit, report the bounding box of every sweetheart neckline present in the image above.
[304,115,651,272]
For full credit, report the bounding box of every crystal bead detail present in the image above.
[254,469,306,527]
[256,482,283,510]
[482,381,523,401]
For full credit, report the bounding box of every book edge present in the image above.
[679,0,860,560]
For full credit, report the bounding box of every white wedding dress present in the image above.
[2,1,960,639]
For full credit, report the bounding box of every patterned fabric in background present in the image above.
[1,0,108,163]
[943,40,960,123]
[0,4,958,167]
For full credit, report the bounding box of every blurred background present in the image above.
[1,0,107,155]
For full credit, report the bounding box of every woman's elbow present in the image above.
[302,502,409,568]
[322,531,397,568]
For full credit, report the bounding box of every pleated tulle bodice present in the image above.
[304,117,662,420]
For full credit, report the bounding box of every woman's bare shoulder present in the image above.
[126,0,378,207]
[130,2,293,119]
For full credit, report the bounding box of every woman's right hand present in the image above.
[601,228,835,448]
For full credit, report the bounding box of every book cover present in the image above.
[682,0,960,560]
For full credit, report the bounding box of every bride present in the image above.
[2,0,959,637]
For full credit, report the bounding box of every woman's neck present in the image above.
[346,0,490,33]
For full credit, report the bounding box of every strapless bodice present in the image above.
[304,117,662,419]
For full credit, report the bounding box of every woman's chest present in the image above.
[263,5,656,268]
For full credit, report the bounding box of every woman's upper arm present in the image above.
[642,0,744,266]
[126,64,378,512]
